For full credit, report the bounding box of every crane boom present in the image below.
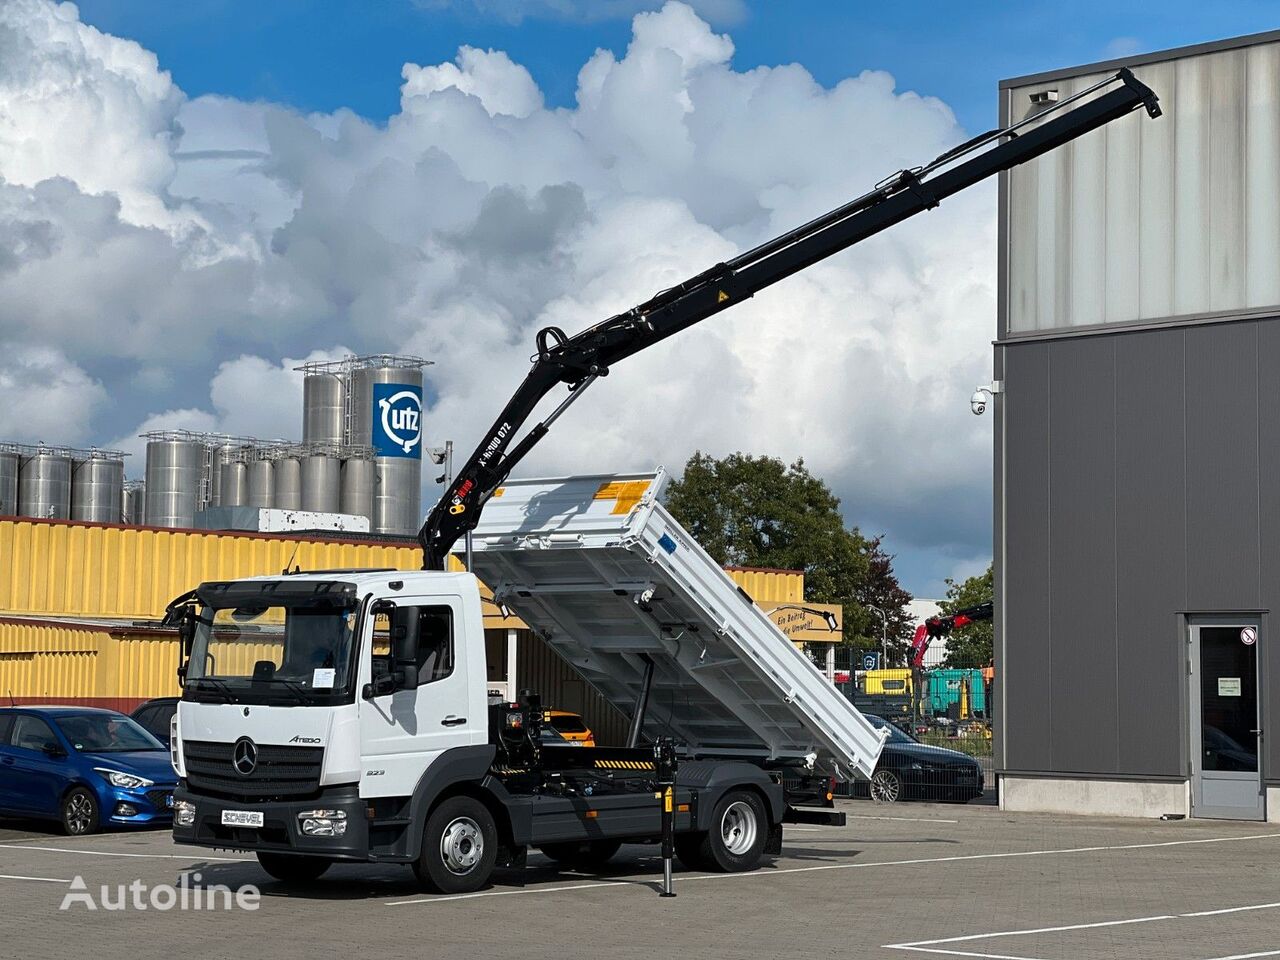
[420,68,1161,569]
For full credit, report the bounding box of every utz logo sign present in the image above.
[372,383,423,458]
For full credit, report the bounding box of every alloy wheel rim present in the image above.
[66,793,93,833]
[440,817,483,875]
[870,771,900,803]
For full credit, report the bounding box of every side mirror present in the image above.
[42,742,66,759]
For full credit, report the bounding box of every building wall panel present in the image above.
[1004,40,1280,334]
[1114,331,1188,777]
[1047,337,1118,774]
[1001,342,1053,772]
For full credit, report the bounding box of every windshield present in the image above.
[866,715,917,745]
[55,714,163,753]
[186,600,360,704]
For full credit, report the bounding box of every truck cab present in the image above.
[170,572,499,882]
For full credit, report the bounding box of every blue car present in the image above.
[0,706,178,835]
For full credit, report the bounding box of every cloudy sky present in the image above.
[0,1,1271,595]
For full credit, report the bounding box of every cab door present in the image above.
[358,597,477,797]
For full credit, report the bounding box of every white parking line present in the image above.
[884,900,1280,959]
[0,874,71,884]
[0,844,247,861]
[387,831,1280,907]
[846,814,960,824]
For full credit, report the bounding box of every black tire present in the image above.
[413,795,498,894]
[674,832,710,871]
[538,839,623,871]
[256,852,332,883]
[61,786,100,836]
[694,790,767,873]
[869,769,903,804]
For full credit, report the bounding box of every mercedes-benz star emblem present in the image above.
[233,737,258,776]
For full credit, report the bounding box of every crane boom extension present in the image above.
[419,68,1161,569]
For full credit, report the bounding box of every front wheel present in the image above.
[869,769,902,803]
[414,796,498,894]
[62,787,100,836]
[691,790,768,873]
[256,853,331,883]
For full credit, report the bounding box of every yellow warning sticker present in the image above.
[492,488,505,498]
[717,290,729,303]
[593,479,651,514]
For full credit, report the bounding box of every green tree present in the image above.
[939,564,994,668]
[853,536,916,666]
[664,452,912,652]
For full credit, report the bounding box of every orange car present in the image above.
[543,710,595,746]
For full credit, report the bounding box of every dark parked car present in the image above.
[858,714,984,804]
[0,706,178,834]
[130,697,179,746]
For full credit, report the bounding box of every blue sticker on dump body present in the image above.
[657,533,677,554]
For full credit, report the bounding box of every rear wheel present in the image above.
[61,787,100,836]
[537,839,622,871]
[414,796,498,894]
[693,790,767,873]
[256,853,331,883]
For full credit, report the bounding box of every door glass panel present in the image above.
[1199,626,1258,773]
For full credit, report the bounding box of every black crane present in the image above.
[419,69,1161,569]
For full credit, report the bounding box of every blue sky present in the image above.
[76,0,1280,134]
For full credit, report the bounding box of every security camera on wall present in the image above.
[970,381,1002,416]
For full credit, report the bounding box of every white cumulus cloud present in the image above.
[0,0,996,592]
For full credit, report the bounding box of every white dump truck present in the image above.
[168,471,885,891]
[165,72,1161,891]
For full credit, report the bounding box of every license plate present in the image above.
[221,810,264,828]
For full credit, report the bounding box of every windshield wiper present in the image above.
[189,677,233,703]
[257,677,319,705]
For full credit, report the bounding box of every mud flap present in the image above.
[764,823,783,856]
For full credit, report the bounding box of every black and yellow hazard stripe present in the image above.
[591,759,656,771]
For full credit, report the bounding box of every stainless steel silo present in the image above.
[218,457,248,507]
[123,483,146,525]
[303,374,345,445]
[301,452,341,513]
[209,443,237,506]
[351,363,424,536]
[144,439,204,528]
[275,455,302,510]
[0,449,19,516]
[340,456,375,521]
[71,455,124,522]
[19,450,72,519]
[248,456,275,509]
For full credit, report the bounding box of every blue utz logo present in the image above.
[372,383,423,458]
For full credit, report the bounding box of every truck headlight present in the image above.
[299,809,348,837]
[173,799,196,827]
[95,768,154,789]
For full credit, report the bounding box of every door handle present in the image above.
[1,757,12,765]
[1251,729,1263,735]
[441,716,466,727]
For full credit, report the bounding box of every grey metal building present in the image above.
[996,31,1280,821]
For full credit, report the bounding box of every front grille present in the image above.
[145,789,174,811]
[183,740,323,801]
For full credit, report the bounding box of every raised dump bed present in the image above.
[468,469,887,781]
